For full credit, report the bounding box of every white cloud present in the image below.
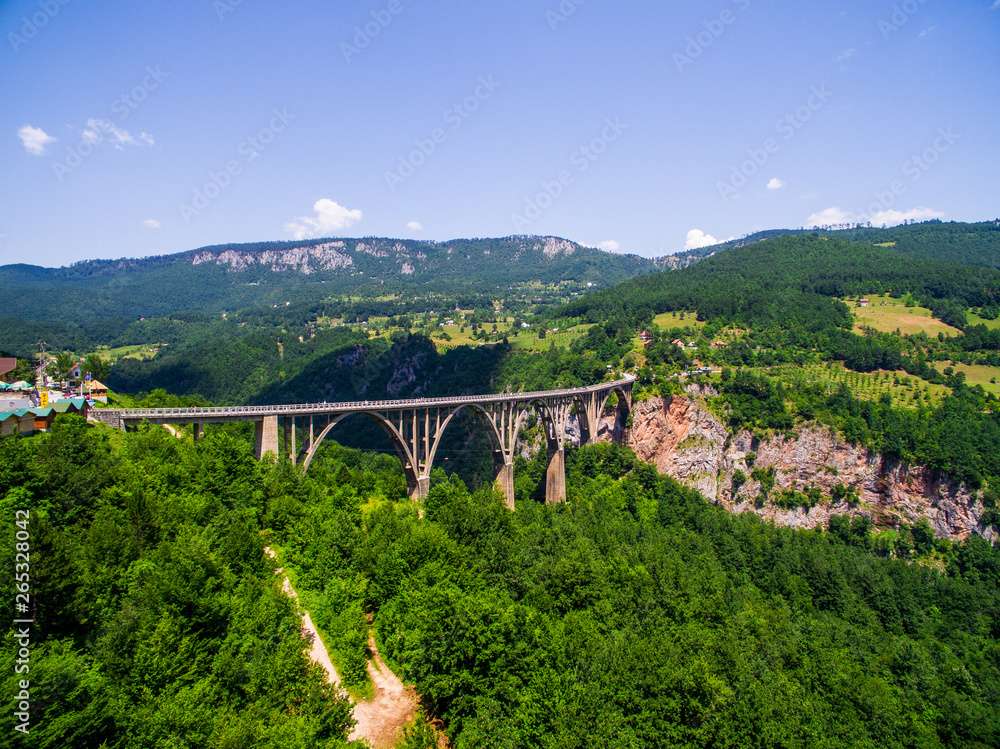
[18,124,56,155]
[685,229,719,250]
[993,0,1000,10]
[805,206,856,227]
[869,207,944,226]
[81,118,155,149]
[766,177,784,190]
[406,220,423,232]
[596,240,621,252]
[285,198,363,239]
[143,218,161,230]
[917,25,936,39]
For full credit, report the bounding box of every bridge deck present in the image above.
[93,376,635,424]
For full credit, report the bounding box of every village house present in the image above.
[84,379,109,403]
[0,397,88,437]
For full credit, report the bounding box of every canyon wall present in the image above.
[608,391,993,542]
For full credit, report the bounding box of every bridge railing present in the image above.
[97,375,635,421]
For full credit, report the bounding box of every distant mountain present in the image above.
[653,220,1000,269]
[564,227,1000,329]
[0,235,658,353]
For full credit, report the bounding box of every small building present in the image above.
[2,397,33,411]
[0,412,20,437]
[858,298,870,307]
[671,338,686,348]
[638,330,654,347]
[84,379,109,403]
[0,357,16,378]
[0,397,88,437]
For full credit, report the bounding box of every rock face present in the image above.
[192,241,353,273]
[618,393,994,542]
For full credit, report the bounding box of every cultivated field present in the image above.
[508,324,593,351]
[769,361,949,408]
[88,343,164,362]
[848,295,961,337]
[967,310,1000,330]
[652,310,704,330]
[934,361,1000,396]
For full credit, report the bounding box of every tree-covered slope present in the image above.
[0,417,354,747]
[564,234,1000,329]
[0,235,654,351]
[835,220,1000,269]
[276,440,1000,748]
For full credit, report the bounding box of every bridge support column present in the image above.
[545,447,566,504]
[193,422,202,442]
[254,415,279,460]
[495,461,515,510]
[283,418,296,464]
[410,475,430,500]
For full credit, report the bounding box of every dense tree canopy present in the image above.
[274,440,1000,748]
[0,418,353,748]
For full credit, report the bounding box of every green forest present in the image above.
[5,418,997,747]
[4,221,1000,747]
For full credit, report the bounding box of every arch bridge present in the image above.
[92,376,634,508]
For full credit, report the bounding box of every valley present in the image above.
[7,6,1000,746]
[4,220,999,748]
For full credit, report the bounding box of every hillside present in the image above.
[564,232,1000,329]
[0,235,656,354]
[665,220,1000,270]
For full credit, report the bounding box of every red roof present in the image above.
[0,358,16,376]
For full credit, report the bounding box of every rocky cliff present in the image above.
[615,391,994,541]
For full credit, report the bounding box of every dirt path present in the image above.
[349,629,419,748]
[264,547,422,748]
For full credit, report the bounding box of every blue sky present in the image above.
[3,0,999,265]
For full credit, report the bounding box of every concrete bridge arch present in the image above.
[93,376,635,509]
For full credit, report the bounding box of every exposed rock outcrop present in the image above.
[615,392,994,542]
[192,241,353,273]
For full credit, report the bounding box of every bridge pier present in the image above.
[96,377,636,510]
[545,446,566,504]
[254,415,279,459]
[495,461,515,509]
[410,475,430,500]
[283,417,297,464]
